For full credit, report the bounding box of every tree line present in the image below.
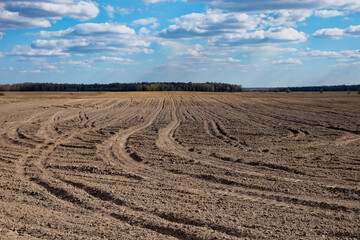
[278,85,360,92]
[245,85,360,92]
[0,82,243,92]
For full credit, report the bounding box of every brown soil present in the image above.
[0,92,359,239]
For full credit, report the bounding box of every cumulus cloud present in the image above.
[19,69,44,74]
[156,0,357,42]
[345,25,360,36]
[300,49,360,61]
[260,10,312,28]
[153,56,244,72]
[151,43,246,73]
[273,58,302,65]
[143,0,174,4]
[38,22,136,38]
[9,45,69,58]
[91,56,135,64]
[160,9,263,39]
[211,27,307,47]
[0,5,51,31]
[66,60,92,68]
[4,1,99,20]
[3,22,153,67]
[157,29,301,58]
[312,28,345,39]
[0,0,99,37]
[55,56,135,71]
[32,22,153,55]
[313,25,360,39]
[334,61,360,68]
[132,18,160,29]
[118,8,133,15]
[189,0,360,12]
[41,64,58,70]
[314,10,345,18]
[104,4,115,18]
[104,4,133,18]
[158,8,311,51]
[239,46,298,54]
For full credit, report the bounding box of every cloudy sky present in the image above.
[0,0,360,87]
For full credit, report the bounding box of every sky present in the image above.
[0,0,360,87]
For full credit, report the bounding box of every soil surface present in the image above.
[0,92,359,239]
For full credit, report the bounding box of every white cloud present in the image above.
[91,56,135,64]
[104,5,133,18]
[0,1,99,38]
[3,1,99,21]
[143,0,172,4]
[161,37,299,59]
[132,17,159,29]
[189,0,360,12]
[39,22,136,38]
[57,56,135,71]
[211,27,307,46]
[273,58,302,65]
[160,9,263,39]
[314,10,345,18]
[32,22,153,55]
[214,57,242,63]
[31,39,86,49]
[42,64,58,70]
[9,45,69,58]
[139,27,151,35]
[239,46,298,54]
[346,25,360,36]
[66,60,92,68]
[300,49,360,61]
[334,61,360,68]
[19,69,44,74]
[261,10,312,28]
[156,1,360,42]
[104,4,115,18]
[0,5,51,31]
[152,43,247,73]
[158,8,309,53]
[313,25,360,39]
[118,8,133,15]
[313,28,345,39]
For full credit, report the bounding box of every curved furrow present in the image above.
[10,99,195,239]
[102,98,258,238]
[1,93,359,239]
[190,96,353,175]
[41,98,246,239]
[157,96,360,208]
[61,178,249,239]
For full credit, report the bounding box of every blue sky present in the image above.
[0,0,360,87]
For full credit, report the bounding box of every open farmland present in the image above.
[0,92,359,239]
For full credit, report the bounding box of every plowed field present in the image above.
[0,92,359,239]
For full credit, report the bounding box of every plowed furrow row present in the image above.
[0,93,359,239]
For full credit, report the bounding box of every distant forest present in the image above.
[0,82,242,92]
[0,82,359,93]
[245,85,360,92]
